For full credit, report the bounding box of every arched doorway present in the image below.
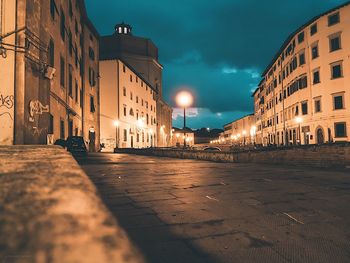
[316,127,324,144]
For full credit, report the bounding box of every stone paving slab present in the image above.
[80,153,350,263]
[0,146,144,263]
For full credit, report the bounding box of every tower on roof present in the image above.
[114,22,132,35]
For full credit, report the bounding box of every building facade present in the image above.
[253,2,350,146]
[0,0,100,150]
[171,127,194,147]
[100,23,172,147]
[214,114,255,145]
[100,59,157,151]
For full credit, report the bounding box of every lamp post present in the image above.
[175,91,193,148]
[295,117,303,145]
[250,125,257,145]
[242,130,247,145]
[113,120,120,149]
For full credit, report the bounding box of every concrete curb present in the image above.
[0,146,144,263]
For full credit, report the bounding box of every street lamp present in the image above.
[175,91,193,148]
[250,125,257,145]
[113,120,120,148]
[242,130,247,145]
[295,116,303,145]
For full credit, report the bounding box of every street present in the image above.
[78,153,350,263]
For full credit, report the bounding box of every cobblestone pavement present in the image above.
[78,153,350,263]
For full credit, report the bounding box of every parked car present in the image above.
[203,147,221,152]
[66,136,88,156]
[54,139,66,148]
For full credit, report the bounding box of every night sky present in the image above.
[86,0,347,129]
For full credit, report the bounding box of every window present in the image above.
[331,62,343,79]
[299,52,305,66]
[60,119,65,139]
[123,129,127,142]
[69,0,73,17]
[50,0,57,20]
[60,56,65,87]
[298,32,304,43]
[334,94,344,110]
[123,87,126,96]
[75,81,78,103]
[311,44,319,59]
[328,12,340,26]
[313,69,320,84]
[335,123,347,138]
[123,65,126,73]
[136,96,139,103]
[49,114,54,134]
[329,34,341,52]
[123,106,127,116]
[130,92,133,100]
[68,64,73,97]
[60,8,65,41]
[302,101,308,115]
[130,75,133,82]
[89,47,95,60]
[68,30,72,56]
[80,89,83,108]
[68,119,73,137]
[310,23,317,35]
[315,99,321,113]
[90,96,95,113]
[129,108,134,116]
[137,133,139,143]
[48,39,55,66]
[89,67,96,87]
[75,19,79,35]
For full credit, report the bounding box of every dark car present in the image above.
[203,147,222,152]
[66,136,88,156]
[54,139,67,148]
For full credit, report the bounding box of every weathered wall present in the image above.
[0,146,144,263]
[116,143,350,169]
[0,0,16,145]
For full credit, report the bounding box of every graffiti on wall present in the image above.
[28,100,49,122]
[0,94,14,120]
[0,93,14,144]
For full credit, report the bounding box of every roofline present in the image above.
[79,0,100,38]
[261,1,350,76]
[223,113,255,127]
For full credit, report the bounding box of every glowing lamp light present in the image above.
[295,116,303,124]
[242,130,247,136]
[113,120,120,127]
[175,91,193,108]
[137,119,145,128]
[250,125,257,136]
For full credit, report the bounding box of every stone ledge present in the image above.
[116,144,350,169]
[0,146,144,263]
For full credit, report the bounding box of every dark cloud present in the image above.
[86,0,348,128]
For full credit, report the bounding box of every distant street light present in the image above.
[242,130,247,145]
[250,125,257,145]
[175,91,193,148]
[113,120,120,148]
[295,117,303,145]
